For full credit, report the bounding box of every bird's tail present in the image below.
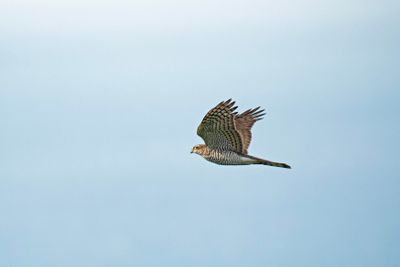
[247,155,291,169]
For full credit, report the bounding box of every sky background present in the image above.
[1,0,399,266]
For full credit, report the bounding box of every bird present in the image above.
[191,99,291,168]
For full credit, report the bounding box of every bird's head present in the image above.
[191,144,208,155]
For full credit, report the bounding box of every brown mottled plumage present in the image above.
[191,99,291,168]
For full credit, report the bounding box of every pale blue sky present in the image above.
[1,1,399,266]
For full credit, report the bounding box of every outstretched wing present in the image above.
[197,99,244,153]
[234,107,265,154]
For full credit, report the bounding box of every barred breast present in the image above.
[203,149,256,165]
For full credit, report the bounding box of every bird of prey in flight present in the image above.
[191,99,291,168]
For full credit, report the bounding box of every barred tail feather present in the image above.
[247,155,291,169]
[257,159,291,169]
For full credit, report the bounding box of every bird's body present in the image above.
[191,99,291,169]
[193,145,251,165]
[193,144,290,167]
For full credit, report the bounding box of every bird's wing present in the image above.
[234,107,265,154]
[197,99,244,153]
